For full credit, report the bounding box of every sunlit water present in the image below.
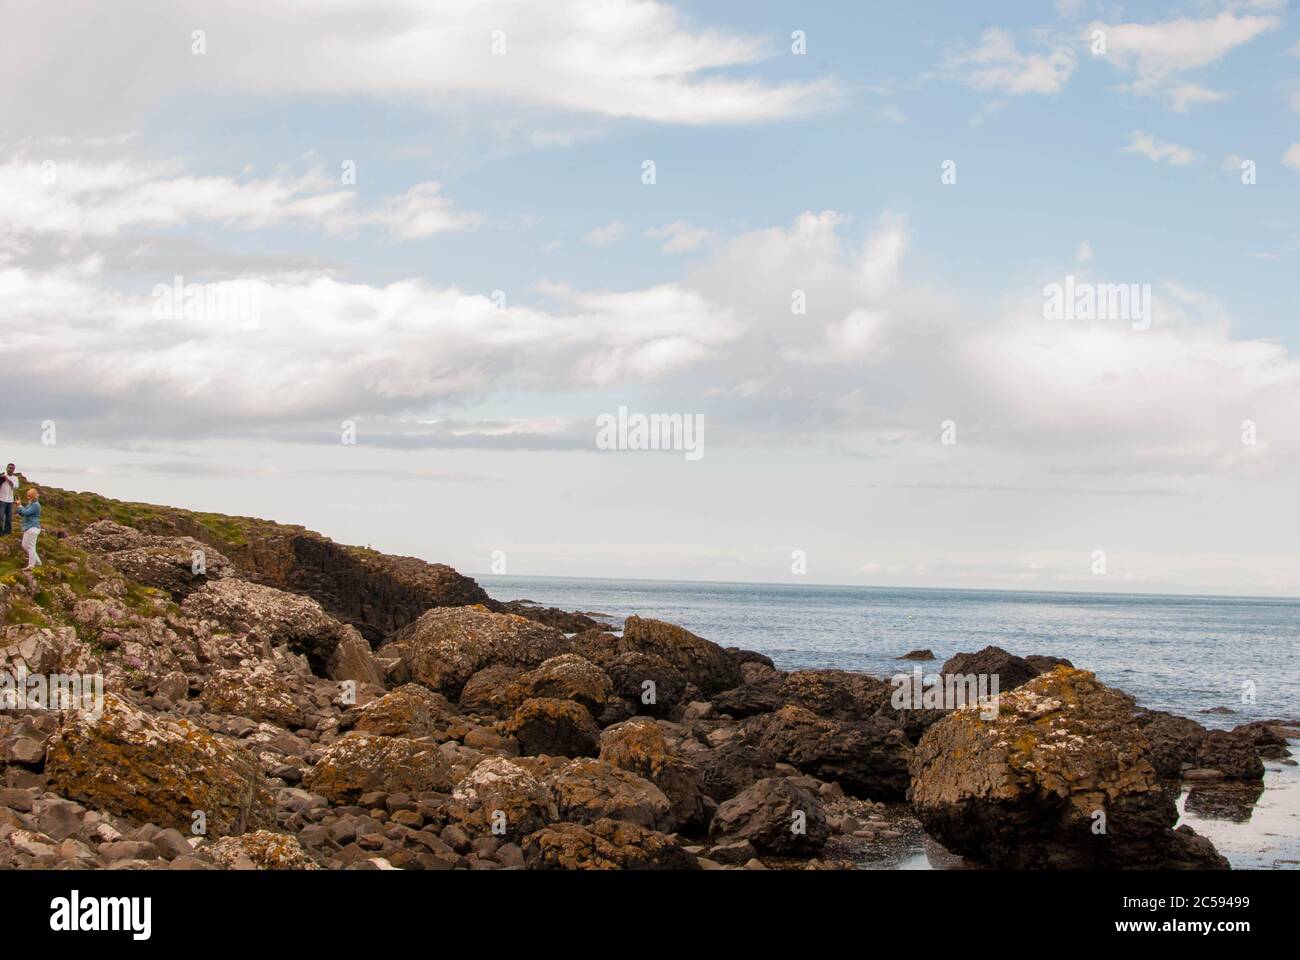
[480,575,1300,869]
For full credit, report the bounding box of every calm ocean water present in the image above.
[479,576,1300,727]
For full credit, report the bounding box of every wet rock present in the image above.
[1230,721,1290,761]
[1195,729,1264,780]
[897,649,935,661]
[1135,710,1208,779]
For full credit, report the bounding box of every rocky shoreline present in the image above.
[0,487,1293,870]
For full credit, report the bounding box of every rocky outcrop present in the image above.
[940,645,1039,692]
[45,693,273,837]
[599,718,707,830]
[909,668,1229,869]
[619,616,742,695]
[381,605,568,698]
[753,705,912,800]
[182,578,378,681]
[75,520,237,599]
[201,666,305,728]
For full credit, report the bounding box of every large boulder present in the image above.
[605,651,687,718]
[206,830,319,869]
[46,693,273,836]
[458,664,528,716]
[1195,730,1264,780]
[75,520,238,600]
[697,742,769,803]
[448,756,555,838]
[909,668,1228,869]
[200,666,305,728]
[511,655,612,716]
[548,758,672,830]
[599,717,707,830]
[506,698,600,758]
[182,579,378,681]
[708,777,828,855]
[350,684,453,738]
[1135,710,1209,779]
[302,734,454,804]
[619,616,741,695]
[522,818,699,870]
[754,704,912,800]
[380,605,568,698]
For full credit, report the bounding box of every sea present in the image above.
[478,575,1300,868]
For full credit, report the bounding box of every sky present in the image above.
[1,0,1298,597]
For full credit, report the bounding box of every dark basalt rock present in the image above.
[940,645,1038,692]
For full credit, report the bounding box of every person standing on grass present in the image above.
[16,487,40,569]
[0,464,16,535]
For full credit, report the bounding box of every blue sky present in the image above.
[2,0,1298,596]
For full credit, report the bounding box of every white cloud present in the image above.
[1122,131,1195,165]
[1076,240,1094,263]
[645,221,712,253]
[583,222,626,247]
[1283,144,1300,171]
[942,28,1077,95]
[1,0,835,131]
[0,153,479,241]
[1090,11,1280,109]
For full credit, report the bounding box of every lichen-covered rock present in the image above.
[381,605,568,698]
[755,704,912,800]
[708,777,828,855]
[548,758,672,830]
[458,664,528,715]
[619,616,741,695]
[76,521,237,599]
[206,830,319,869]
[351,684,452,738]
[510,655,612,716]
[909,667,1229,869]
[201,666,305,728]
[45,693,273,836]
[303,734,453,804]
[599,717,707,830]
[522,818,699,870]
[182,579,370,680]
[447,756,555,837]
[506,698,600,758]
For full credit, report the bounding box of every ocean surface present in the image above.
[479,576,1300,725]
[479,575,1300,868]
